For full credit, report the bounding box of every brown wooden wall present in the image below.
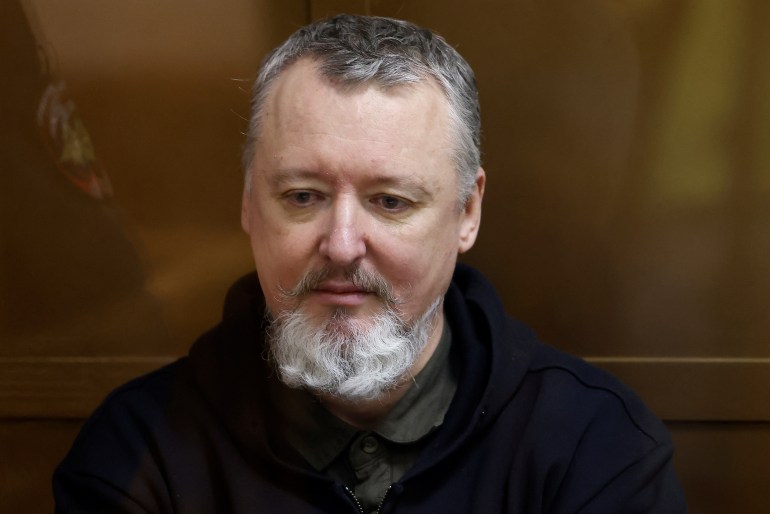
[2,0,769,512]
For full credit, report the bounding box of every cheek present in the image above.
[381,223,459,293]
[251,202,317,260]
[249,219,318,302]
[253,235,312,285]
[396,215,460,260]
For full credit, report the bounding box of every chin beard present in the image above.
[267,290,442,402]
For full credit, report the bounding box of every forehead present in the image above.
[265,57,448,116]
[256,59,455,173]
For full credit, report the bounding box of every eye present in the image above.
[372,195,410,213]
[284,190,322,207]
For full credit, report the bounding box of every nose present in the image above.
[318,195,367,266]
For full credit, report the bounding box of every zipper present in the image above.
[343,484,393,514]
[375,485,393,514]
[343,485,364,514]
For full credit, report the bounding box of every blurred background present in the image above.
[1,0,768,511]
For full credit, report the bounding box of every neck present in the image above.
[317,313,445,429]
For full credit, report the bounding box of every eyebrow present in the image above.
[265,168,327,188]
[265,168,434,199]
[371,174,434,199]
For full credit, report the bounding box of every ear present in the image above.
[458,167,485,253]
[241,187,252,233]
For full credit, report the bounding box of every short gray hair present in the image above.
[242,14,481,204]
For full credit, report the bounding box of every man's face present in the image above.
[242,59,483,347]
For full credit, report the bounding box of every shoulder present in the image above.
[57,359,190,471]
[440,265,686,511]
[86,358,186,426]
[505,342,685,512]
[527,343,668,446]
[53,359,192,512]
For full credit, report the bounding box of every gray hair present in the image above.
[242,14,481,204]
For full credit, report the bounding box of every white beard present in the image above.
[267,267,442,401]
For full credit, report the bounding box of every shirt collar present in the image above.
[271,320,457,471]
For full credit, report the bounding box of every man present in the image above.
[54,14,687,513]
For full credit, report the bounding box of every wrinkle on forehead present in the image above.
[261,58,453,155]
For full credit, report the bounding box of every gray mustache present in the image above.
[283,265,399,306]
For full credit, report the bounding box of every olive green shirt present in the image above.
[272,324,457,513]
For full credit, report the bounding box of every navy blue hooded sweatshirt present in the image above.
[54,264,687,513]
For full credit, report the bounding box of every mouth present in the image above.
[310,281,373,307]
[281,265,397,309]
